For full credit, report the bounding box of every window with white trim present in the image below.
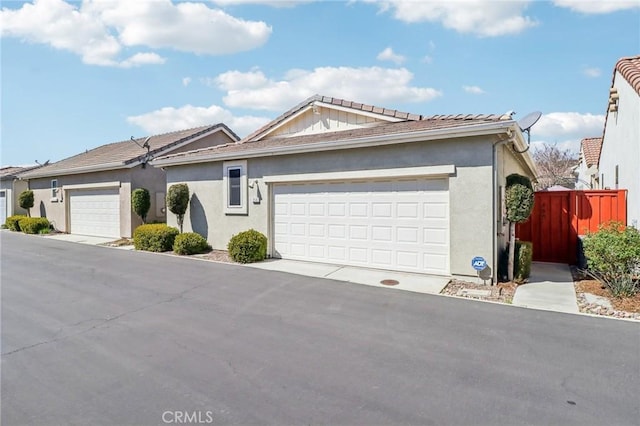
[51,179,58,198]
[223,160,247,214]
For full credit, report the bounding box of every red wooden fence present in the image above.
[516,190,627,264]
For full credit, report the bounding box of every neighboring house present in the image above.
[153,95,537,279]
[598,55,640,228]
[18,124,239,238]
[0,165,41,223]
[575,137,603,189]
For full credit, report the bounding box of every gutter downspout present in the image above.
[492,128,515,284]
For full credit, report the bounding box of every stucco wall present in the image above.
[25,166,166,237]
[167,136,505,277]
[1,179,28,217]
[599,72,640,228]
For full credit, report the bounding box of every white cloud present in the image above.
[182,77,192,86]
[533,112,604,139]
[367,0,538,37]
[0,0,271,67]
[376,47,405,64]
[127,104,271,137]
[214,66,442,111]
[211,0,313,7]
[463,85,485,94]
[553,0,640,14]
[421,55,433,64]
[583,67,601,78]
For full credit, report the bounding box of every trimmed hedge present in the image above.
[514,241,533,282]
[133,224,179,252]
[174,232,210,255]
[5,215,26,232]
[227,229,267,263]
[18,217,51,234]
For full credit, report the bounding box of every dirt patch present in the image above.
[189,249,233,263]
[102,238,134,247]
[441,280,517,304]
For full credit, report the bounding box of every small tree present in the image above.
[18,190,34,217]
[532,143,579,190]
[505,174,534,281]
[131,188,151,224]
[167,184,189,233]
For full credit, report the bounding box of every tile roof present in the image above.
[19,124,238,178]
[242,94,424,142]
[615,55,640,95]
[156,114,505,164]
[580,137,603,167]
[0,165,42,180]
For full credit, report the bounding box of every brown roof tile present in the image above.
[20,124,238,178]
[615,55,640,95]
[581,137,603,167]
[157,114,503,164]
[0,165,42,180]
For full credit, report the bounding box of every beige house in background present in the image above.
[0,165,41,223]
[154,95,537,279]
[19,124,239,238]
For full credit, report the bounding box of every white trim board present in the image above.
[62,181,121,190]
[263,165,455,184]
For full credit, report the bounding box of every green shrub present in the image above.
[131,188,151,224]
[173,232,211,255]
[514,241,533,282]
[5,215,26,232]
[167,184,189,233]
[582,222,640,297]
[506,174,533,190]
[227,229,267,263]
[18,190,34,217]
[18,217,50,234]
[133,224,179,252]
[505,184,534,223]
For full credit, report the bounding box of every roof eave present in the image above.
[153,120,518,167]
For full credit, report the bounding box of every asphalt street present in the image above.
[1,231,639,426]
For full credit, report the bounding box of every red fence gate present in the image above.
[516,190,627,264]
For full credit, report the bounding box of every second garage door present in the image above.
[69,188,121,238]
[273,178,450,275]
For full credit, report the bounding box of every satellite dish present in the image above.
[513,111,542,154]
[517,111,542,132]
[585,165,599,176]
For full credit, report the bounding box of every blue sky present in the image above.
[1,0,638,166]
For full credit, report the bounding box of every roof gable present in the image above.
[580,137,603,167]
[243,95,423,142]
[20,124,239,179]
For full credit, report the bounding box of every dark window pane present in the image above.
[229,168,241,206]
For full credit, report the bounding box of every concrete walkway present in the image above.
[43,233,134,250]
[247,259,450,295]
[512,262,579,314]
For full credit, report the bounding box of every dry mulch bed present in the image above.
[441,280,517,304]
[571,268,640,320]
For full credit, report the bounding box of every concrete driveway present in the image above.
[2,231,639,425]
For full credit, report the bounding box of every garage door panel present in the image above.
[69,189,120,238]
[273,178,450,275]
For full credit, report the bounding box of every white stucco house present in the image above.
[153,95,537,279]
[597,55,640,228]
[575,137,603,190]
[18,124,238,238]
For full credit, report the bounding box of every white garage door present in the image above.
[0,191,7,225]
[273,178,450,275]
[69,188,120,238]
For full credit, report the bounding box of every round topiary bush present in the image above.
[133,224,179,252]
[173,232,211,255]
[227,229,267,263]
